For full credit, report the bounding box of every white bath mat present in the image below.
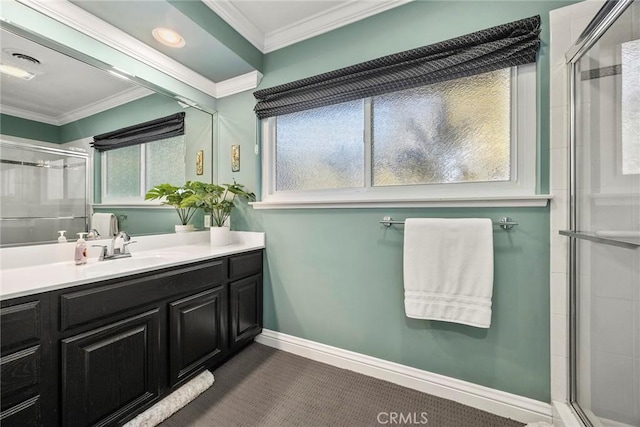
[124,370,214,427]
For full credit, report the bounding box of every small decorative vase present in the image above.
[210,226,230,247]
[175,224,194,233]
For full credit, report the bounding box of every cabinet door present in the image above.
[61,309,160,427]
[169,287,226,386]
[229,275,263,351]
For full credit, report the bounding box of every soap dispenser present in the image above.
[57,230,67,243]
[75,232,88,265]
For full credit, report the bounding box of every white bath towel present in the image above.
[91,213,119,237]
[403,218,494,328]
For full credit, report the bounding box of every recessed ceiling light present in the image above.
[152,28,185,48]
[0,64,35,80]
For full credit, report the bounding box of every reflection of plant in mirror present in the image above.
[186,181,256,227]
[144,183,199,226]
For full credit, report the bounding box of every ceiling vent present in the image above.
[11,53,41,65]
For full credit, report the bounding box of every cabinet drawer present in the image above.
[0,301,41,352]
[0,395,41,427]
[229,251,262,280]
[60,260,226,331]
[0,346,40,399]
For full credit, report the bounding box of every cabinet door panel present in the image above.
[169,287,225,386]
[229,275,263,350]
[61,309,160,427]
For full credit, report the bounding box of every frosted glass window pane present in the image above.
[276,100,364,191]
[145,135,186,190]
[372,69,511,186]
[622,39,640,175]
[106,145,140,198]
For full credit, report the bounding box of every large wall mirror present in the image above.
[0,23,216,247]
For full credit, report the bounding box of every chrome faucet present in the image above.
[86,229,101,240]
[92,231,136,261]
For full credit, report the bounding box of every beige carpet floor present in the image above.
[159,342,525,427]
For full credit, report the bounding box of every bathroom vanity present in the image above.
[0,232,264,426]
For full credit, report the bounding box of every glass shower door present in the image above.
[0,141,89,246]
[566,1,640,426]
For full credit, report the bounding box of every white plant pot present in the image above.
[210,226,230,247]
[175,224,194,233]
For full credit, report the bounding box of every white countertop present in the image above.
[0,231,265,300]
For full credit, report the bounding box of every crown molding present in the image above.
[202,0,413,54]
[201,0,265,52]
[0,105,59,125]
[57,86,153,125]
[15,0,220,98]
[1,86,153,126]
[263,0,413,53]
[215,70,263,98]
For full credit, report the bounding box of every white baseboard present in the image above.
[256,329,552,425]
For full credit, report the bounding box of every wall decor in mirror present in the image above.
[0,24,216,247]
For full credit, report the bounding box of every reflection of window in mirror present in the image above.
[97,104,214,205]
[622,38,640,175]
[102,135,186,203]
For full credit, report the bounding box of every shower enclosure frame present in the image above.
[563,0,637,425]
[0,139,91,246]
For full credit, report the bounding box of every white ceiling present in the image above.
[0,28,153,126]
[206,0,412,53]
[69,0,256,82]
[0,0,410,124]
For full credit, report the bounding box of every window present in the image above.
[260,64,536,206]
[101,134,186,203]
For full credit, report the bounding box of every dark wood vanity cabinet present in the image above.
[168,286,227,386]
[0,295,56,427]
[61,310,161,427]
[0,249,263,427]
[228,250,263,352]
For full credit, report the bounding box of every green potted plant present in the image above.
[144,182,199,232]
[187,181,256,246]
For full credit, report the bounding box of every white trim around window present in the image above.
[253,64,551,209]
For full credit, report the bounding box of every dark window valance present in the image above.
[91,112,186,152]
[253,15,541,119]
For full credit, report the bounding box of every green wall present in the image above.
[92,207,205,236]
[0,114,61,144]
[167,0,263,72]
[217,0,578,403]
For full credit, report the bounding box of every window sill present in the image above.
[250,195,552,210]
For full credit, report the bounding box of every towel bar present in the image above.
[380,216,518,231]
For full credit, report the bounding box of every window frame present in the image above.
[257,64,541,208]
